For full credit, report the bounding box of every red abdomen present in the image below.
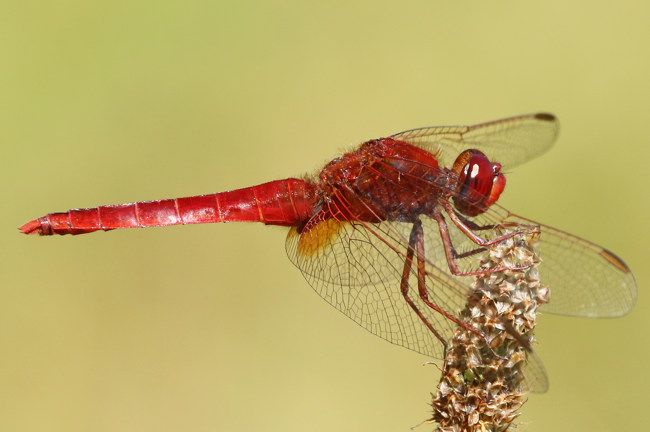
[20,178,319,236]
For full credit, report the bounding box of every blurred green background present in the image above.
[2,2,648,431]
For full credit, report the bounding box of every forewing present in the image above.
[390,113,559,170]
[391,113,634,316]
[483,205,637,317]
[286,213,471,359]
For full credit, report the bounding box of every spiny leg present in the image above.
[443,201,538,246]
[432,207,530,277]
[451,210,522,232]
[452,208,540,253]
[400,228,448,351]
[409,218,486,341]
[412,219,528,360]
[435,208,535,261]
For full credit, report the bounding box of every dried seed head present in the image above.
[430,233,547,431]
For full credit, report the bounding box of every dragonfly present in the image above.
[20,113,637,393]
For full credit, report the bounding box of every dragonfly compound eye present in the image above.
[452,149,506,216]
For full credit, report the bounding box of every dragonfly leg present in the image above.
[450,210,525,232]
[408,219,488,343]
[404,220,526,360]
[443,201,539,246]
[445,210,538,260]
[400,229,448,351]
[432,208,525,276]
[453,246,488,260]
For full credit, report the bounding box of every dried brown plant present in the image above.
[430,232,548,432]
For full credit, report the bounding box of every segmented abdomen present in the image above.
[20,178,319,235]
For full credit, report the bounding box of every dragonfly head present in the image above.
[451,149,506,217]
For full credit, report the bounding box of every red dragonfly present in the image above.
[20,113,636,392]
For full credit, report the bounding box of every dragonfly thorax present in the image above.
[318,138,454,223]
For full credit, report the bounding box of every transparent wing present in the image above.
[490,208,638,317]
[390,113,559,170]
[286,213,470,359]
[522,349,549,394]
[390,111,635,316]
[285,207,551,393]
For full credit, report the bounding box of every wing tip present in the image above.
[600,248,632,274]
[533,112,557,122]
